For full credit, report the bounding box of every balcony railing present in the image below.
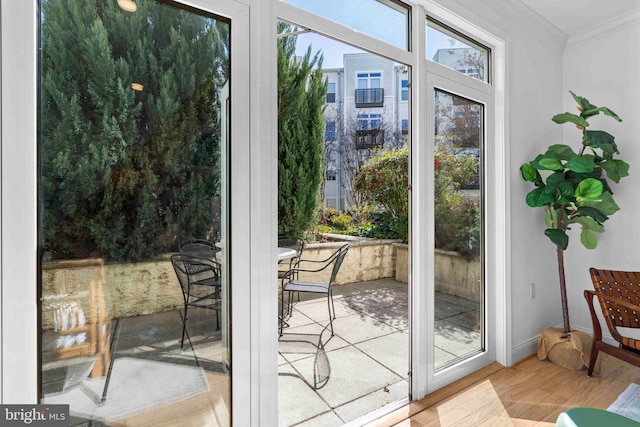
[355,88,384,107]
[356,128,385,149]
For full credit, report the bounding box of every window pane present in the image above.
[39,1,231,424]
[426,20,489,83]
[433,89,484,370]
[281,0,409,50]
[278,27,411,424]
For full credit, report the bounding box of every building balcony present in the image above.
[355,88,384,107]
[356,128,385,149]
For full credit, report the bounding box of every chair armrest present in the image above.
[297,244,348,265]
[584,290,603,340]
[587,290,640,312]
[585,289,640,344]
[282,263,332,278]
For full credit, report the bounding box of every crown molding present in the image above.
[480,0,568,52]
[567,7,640,47]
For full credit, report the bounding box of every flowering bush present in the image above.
[354,148,409,240]
[354,148,409,218]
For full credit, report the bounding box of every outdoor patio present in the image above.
[277,277,481,426]
[41,277,480,426]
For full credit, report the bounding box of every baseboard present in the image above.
[511,335,539,364]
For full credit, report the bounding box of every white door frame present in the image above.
[0,3,257,426]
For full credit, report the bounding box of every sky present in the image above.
[292,24,469,69]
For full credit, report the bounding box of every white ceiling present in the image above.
[518,0,640,38]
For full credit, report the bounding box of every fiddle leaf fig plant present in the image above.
[520,92,629,334]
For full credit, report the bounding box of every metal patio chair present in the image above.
[179,238,218,258]
[280,243,349,337]
[171,253,222,349]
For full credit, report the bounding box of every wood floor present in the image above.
[105,352,640,426]
[367,354,640,427]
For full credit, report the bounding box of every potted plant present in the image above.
[520,91,629,369]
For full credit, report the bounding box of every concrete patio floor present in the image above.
[41,277,480,426]
[277,278,481,426]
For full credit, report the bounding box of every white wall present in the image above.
[561,12,640,335]
[429,0,567,363]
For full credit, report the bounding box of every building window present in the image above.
[356,113,381,130]
[355,72,384,107]
[401,79,408,101]
[325,120,336,141]
[325,198,337,209]
[326,82,336,103]
[402,119,408,135]
[358,72,381,89]
[356,113,383,149]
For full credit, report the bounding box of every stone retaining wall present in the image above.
[41,239,479,328]
[393,244,481,300]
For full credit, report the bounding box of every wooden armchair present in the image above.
[585,268,640,376]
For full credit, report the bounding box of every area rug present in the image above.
[43,356,209,422]
[608,383,640,423]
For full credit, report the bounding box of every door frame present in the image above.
[0,4,255,426]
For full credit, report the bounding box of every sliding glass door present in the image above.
[35,0,248,423]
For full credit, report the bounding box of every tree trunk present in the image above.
[556,245,571,334]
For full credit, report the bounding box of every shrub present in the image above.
[354,148,409,240]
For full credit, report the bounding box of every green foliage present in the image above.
[277,22,327,240]
[434,144,480,258]
[521,92,628,251]
[351,145,478,251]
[41,0,229,261]
[330,211,355,229]
[436,195,480,258]
[353,147,409,240]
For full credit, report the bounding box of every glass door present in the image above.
[433,88,484,371]
[36,1,245,424]
[426,70,494,391]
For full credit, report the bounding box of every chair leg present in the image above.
[587,344,599,376]
[181,304,189,349]
[329,288,336,320]
[326,294,334,336]
[280,288,285,337]
[288,291,295,316]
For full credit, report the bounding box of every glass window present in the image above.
[401,79,408,101]
[370,72,381,88]
[433,88,484,370]
[281,0,410,50]
[402,118,409,134]
[326,82,336,103]
[426,19,490,83]
[357,114,369,130]
[357,72,382,88]
[38,1,231,424]
[325,120,336,141]
[370,113,381,129]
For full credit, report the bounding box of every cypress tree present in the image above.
[41,0,229,261]
[277,23,327,239]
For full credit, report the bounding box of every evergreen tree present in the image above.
[277,23,327,239]
[41,0,229,261]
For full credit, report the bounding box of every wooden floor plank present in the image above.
[365,353,640,427]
